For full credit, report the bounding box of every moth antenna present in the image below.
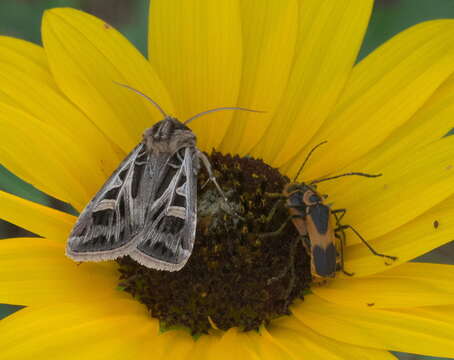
[293,141,328,182]
[311,172,382,185]
[184,107,264,125]
[114,82,167,118]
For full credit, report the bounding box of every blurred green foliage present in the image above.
[359,0,454,60]
[0,0,148,53]
[1,2,454,359]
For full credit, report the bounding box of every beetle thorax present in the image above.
[302,186,322,206]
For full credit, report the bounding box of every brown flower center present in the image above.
[117,151,312,335]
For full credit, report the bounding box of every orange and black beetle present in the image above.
[282,142,397,280]
[283,182,339,278]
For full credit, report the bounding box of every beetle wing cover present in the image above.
[307,204,336,277]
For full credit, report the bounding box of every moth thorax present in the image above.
[144,128,196,153]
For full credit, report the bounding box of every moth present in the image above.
[67,84,257,271]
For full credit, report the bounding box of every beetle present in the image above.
[284,141,397,280]
[284,182,339,279]
[264,141,397,285]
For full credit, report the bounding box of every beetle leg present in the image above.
[332,208,346,223]
[265,198,285,223]
[283,238,299,306]
[264,192,287,199]
[336,224,398,263]
[258,216,291,238]
[334,231,354,276]
[267,236,300,307]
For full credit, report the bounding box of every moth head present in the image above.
[143,117,196,153]
[113,82,263,154]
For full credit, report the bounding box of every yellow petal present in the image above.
[0,104,98,208]
[148,0,242,151]
[42,8,174,152]
[255,328,293,360]
[284,64,454,180]
[252,0,373,166]
[0,299,157,360]
[210,329,261,360]
[317,135,454,245]
[139,329,194,360]
[219,0,298,155]
[343,193,454,277]
[287,20,454,179]
[187,334,220,360]
[0,238,119,306]
[0,53,122,171]
[294,295,454,358]
[314,263,454,308]
[0,36,123,208]
[265,316,397,360]
[0,191,74,241]
[0,36,54,87]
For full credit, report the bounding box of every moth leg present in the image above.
[197,150,228,202]
[336,223,398,264]
[197,150,245,220]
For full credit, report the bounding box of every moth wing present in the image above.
[67,143,152,261]
[130,147,197,271]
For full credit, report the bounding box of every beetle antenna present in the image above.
[114,82,167,118]
[311,172,382,185]
[293,141,328,182]
[184,107,264,125]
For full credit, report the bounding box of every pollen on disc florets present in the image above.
[117,151,311,335]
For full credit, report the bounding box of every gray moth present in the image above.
[67,84,256,271]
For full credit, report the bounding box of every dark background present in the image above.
[1,1,454,359]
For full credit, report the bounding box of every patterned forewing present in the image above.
[67,143,152,261]
[131,147,198,271]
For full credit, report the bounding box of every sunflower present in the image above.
[1,1,454,359]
